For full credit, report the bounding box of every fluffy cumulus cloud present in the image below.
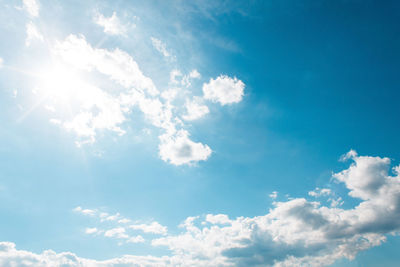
[158,130,212,166]
[5,151,397,266]
[203,75,245,105]
[150,151,400,266]
[21,31,235,165]
[14,0,244,168]
[0,242,176,267]
[22,0,39,17]
[94,12,128,36]
[0,57,3,68]
[41,34,215,164]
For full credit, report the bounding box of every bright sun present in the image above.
[36,63,83,101]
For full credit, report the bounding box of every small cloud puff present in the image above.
[203,75,245,105]
[269,191,278,199]
[158,130,212,166]
[94,12,128,36]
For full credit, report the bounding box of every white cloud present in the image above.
[54,34,158,95]
[84,228,98,234]
[189,69,201,79]
[49,35,159,146]
[340,149,358,161]
[328,197,344,208]
[151,151,400,266]
[25,21,43,47]
[181,69,201,88]
[94,12,128,36]
[0,242,178,266]
[22,0,39,17]
[205,214,231,225]
[118,218,130,224]
[161,88,179,102]
[269,191,278,199]
[151,37,174,60]
[203,75,245,105]
[0,57,3,68]
[104,227,129,239]
[182,98,209,121]
[102,213,121,222]
[170,69,182,84]
[170,69,201,88]
[308,188,332,197]
[4,151,400,266]
[126,235,145,244]
[129,222,168,235]
[158,130,212,166]
[41,34,240,165]
[73,206,96,216]
[49,118,61,125]
[74,207,166,244]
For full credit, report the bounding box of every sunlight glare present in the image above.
[36,63,83,101]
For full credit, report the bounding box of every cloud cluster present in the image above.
[149,151,400,266]
[16,1,246,166]
[73,206,167,245]
[36,33,244,165]
[3,151,396,266]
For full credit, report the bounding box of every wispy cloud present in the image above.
[151,37,175,60]
[73,206,167,244]
[22,0,39,17]
[25,21,43,47]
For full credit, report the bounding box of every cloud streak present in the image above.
[22,0,39,17]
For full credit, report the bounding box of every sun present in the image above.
[36,62,84,102]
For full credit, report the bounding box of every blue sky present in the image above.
[1,0,400,266]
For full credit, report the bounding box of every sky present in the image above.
[0,0,400,266]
